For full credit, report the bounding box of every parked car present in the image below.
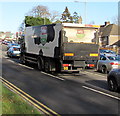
[107,68,120,92]
[5,41,11,45]
[97,54,120,73]
[7,46,21,57]
[100,49,116,54]
[7,43,20,50]
[2,40,8,44]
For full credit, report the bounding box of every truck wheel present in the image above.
[37,57,44,71]
[20,55,26,64]
[108,78,118,92]
[101,66,107,74]
[44,61,51,73]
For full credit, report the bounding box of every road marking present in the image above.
[7,59,34,70]
[1,77,60,116]
[18,63,34,70]
[41,71,65,81]
[7,59,15,63]
[82,85,120,101]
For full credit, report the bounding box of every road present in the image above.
[1,44,120,115]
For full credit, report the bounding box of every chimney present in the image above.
[105,21,110,26]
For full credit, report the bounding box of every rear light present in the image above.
[110,62,118,65]
[88,64,95,67]
[62,64,70,67]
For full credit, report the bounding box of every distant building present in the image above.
[0,32,16,40]
[0,32,6,40]
[99,22,120,47]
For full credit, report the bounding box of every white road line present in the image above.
[7,59,15,63]
[41,71,65,81]
[18,63,34,70]
[7,59,34,70]
[83,85,120,101]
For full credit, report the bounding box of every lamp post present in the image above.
[74,0,87,24]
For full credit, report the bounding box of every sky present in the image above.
[0,0,119,33]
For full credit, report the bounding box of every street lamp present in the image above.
[74,0,87,24]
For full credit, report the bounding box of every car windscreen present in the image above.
[101,50,116,54]
[107,56,120,61]
[13,47,20,51]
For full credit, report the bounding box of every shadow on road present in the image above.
[85,80,108,90]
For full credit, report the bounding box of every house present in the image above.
[99,22,120,47]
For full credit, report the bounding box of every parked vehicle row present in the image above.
[3,41,21,58]
[98,49,120,92]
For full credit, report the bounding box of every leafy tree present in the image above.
[61,7,73,23]
[24,16,51,27]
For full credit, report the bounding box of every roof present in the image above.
[101,24,119,37]
[62,23,100,29]
[112,40,120,47]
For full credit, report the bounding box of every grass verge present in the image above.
[2,84,42,115]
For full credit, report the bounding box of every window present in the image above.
[100,55,106,60]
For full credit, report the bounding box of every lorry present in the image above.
[20,23,99,73]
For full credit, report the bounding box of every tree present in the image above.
[72,12,79,23]
[27,5,50,18]
[49,11,61,23]
[24,16,51,27]
[26,5,60,23]
[61,7,73,23]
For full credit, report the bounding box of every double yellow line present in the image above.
[1,77,60,116]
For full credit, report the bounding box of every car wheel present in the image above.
[108,78,118,92]
[101,66,107,74]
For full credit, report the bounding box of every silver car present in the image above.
[97,54,120,73]
[107,68,120,92]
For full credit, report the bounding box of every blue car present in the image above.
[7,45,21,57]
[7,43,20,50]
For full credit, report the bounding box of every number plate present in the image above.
[64,67,68,70]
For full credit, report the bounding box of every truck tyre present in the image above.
[20,55,26,64]
[44,60,51,73]
[37,57,44,71]
[101,66,107,74]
